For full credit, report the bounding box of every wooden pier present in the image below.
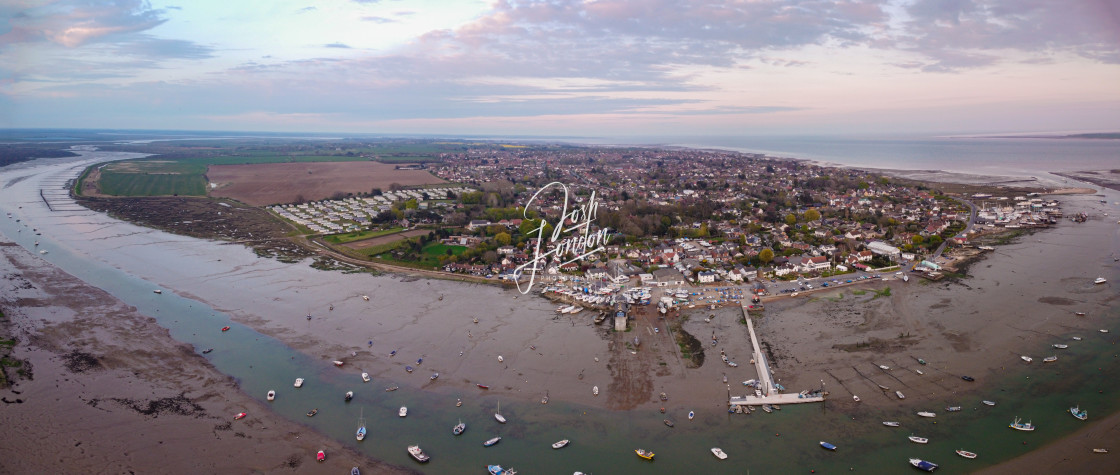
[729,305,825,407]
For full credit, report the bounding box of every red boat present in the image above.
[477,384,490,389]
[234,412,246,420]
[221,326,231,332]
[316,450,325,462]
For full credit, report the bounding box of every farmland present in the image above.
[87,160,208,197]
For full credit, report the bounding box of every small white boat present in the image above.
[1094,277,1107,285]
[592,386,599,396]
[688,411,695,420]
[1053,344,1069,349]
[956,449,977,459]
[711,447,728,460]
[267,390,275,401]
[333,360,345,367]
[1043,356,1058,363]
[883,421,900,427]
[362,295,370,301]
[853,395,861,402]
[399,406,407,417]
[1073,336,1083,341]
[909,435,929,444]
[896,390,906,399]
[982,400,996,406]
[552,439,570,449]
[1009,417,1035,431]
[497,355,504,363]
[484,436,502,447]
[294,378,304,388]
[1021,355,1033,363]
[1101,329,1110,333]
[915,369,924,375]
[916,411,936,418]
[495,402,506,423]
[1093,448,1108,453]
[153,289,162,294]
[361,372,370,382]
[879,365,890,371]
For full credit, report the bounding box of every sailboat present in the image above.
[495,401,507,423]
[356,409,367,441]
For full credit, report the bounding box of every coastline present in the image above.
[0,241,409,474]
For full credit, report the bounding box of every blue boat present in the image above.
[909,458,938,472]
[819,441,837,451]
[405,365,413,373]
[488,464,516,475]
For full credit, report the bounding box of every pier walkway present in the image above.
[729,305,824,407]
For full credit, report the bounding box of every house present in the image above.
[652,268,686,287]
[800,256,831,273]
[774,262,797,276]
[467,219,492,230]
[697,271,716,283]
[866,241,901,258]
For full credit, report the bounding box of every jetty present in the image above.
[729,305,825,407]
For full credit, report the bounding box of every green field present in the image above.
[322,227,405,244]
[96,161,209,196]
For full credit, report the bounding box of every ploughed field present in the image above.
[207,161,445,206]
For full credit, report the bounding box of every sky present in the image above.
[1,0,1119,137]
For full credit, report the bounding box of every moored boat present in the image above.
[917,411,936,418]
[879,365,891,370]
[853,394,861,402]
[361,372,370,382]
[487,465,514,475]
[294,378,304,388]
[946,406,961,412]
[961,375,975,382]
[896,390,906,399]
[317,450,325,462]
[345,391,354,402]
[356,409,366,441]
[399,406,407,417]
[306,408,318,417]
[483,436,502,447]
[592,386,599,396]
[495,402,506,423]
[1009,417,1035,431]
[407,445,429,463]
[477,383,490,389]
[552,439,570,449]
[1070,405,1087,421]
[431,372,439,380]
[1053,344,1068,349]
[635,448,655,460]
[710,447,728,460]
[1094,277,1107,284]
[221,326,230,332]
[909,435,929,444]
[405,365,413,373]
[1043,356,1057,363]
[982,400,996,406]
[909,458,938,472]
[956,449,977,459]
[820,441,837,451]
[663,419,674,427]
[883,421,900,427]
[202,348,213,354]
[453,419,466,435]
[385,385,399,392]
[153,289,162,294]
[267,390,275,401]
[688,410,695,420]
[1093,448,1109,453]
[1021,355,1033,363]
[234,412,247,420]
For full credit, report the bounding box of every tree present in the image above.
[911,235,925,245]
[495,232,511,246]
[804,208,821,222]
[785,213,797,226]
[758,248,775,265]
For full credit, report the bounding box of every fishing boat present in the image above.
[294,378,304,388]
[592,386,599,396]
[883,421,900,427]
[345,391,354,402]
[495,402,506,423]
[1053,344,1069,349]
[407,445,429,463]
[356,409,367,441]
[983,400,996,406]
[1009,417,1035,431]
[961,375,975,382]
[711,447,728,460]
[153,289,162,294]
[1021,355,1033,363]
[1070,405,1087,421]
[234,412,247,420]
[385,385,399,392]
[477,384,490,389]
[453,419,466,435]
[635,448,655,460]
[361,372,370,382]
[483,436,502,447]
[431,373,439,380]
[1094,277,1107,284]
[909,458,938,472]
[221,326,230,332]
[688,411,695,420]
[317,450,325,462]
[909,435,929,444]
[306,408,318,417]
[946,406,961,412]
[956,449,977,459]
[663,419,674,427]
[267,390,275,401]
[399,406,407,417]
[1043,356,1058,363]
[820,441,837,451]
[896,391,906,399]
[487,465,515,475]
[552,439,570,449]
[917,411,936,418]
